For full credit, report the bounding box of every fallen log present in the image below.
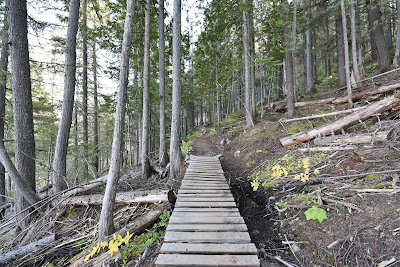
[273,98,336,112]
[273,82,400,112]
[280,96,400,147]
[0,234,56,264]
[281,106,365,123]
[72,202,170,266]
[0,202,11,212]
[332,82,400,104]
[54,191,168,206]
[298,145,358,152]
[314,131,390,146]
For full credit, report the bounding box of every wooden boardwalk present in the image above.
[155,156,260,267]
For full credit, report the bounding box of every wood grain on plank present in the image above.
[159,243,257,254]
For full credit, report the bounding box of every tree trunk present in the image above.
[52,0,80,192]
[98,0,136,240]
[9,0,37,230]
[142,0,152,179]
[340,0,353,108]
[276,63,283,99]
[0,24,8,220]
[242,0,255,128]
[366,0,392,71]
[393,0,400,66]
[168,0,183,183]
[159,0,169,168]
[305,0,315,94]
[350,1,361,88]
[81,0,89,179]
[336,16,346,88]
[92,40,99,174]
[283,0,295,118]
[292,0,298,100]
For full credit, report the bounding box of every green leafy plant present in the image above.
[304,206,327,223]
[121,210,170,266]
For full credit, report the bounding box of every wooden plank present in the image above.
[176,194,232,198]
[159,243,257,255]
[172,211,240,217]
[178,190,231,194]
[182,179,228,184]
[173,207,239,212]
[180,186,230,190]
[176,197,234,202]
[166,223,248,232]
[174,202,237,208]
[169,216,244,224]
[163,231,251,243]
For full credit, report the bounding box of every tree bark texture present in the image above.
[0,25,8,219]
[242,0,255,127]
[305,0,315,94]
[336,16,346,88]
[159,0,169,168]
[169,0,183,183]
[9,0,37,229]
[92,41,99,174]
[280,96,400,147]
[340,0,353,108]
[350,1,361,88]
[142,0,152,179]
[81,0,89,179]
[283,0,295,118]
[52,0,80,192]
[393,0,400,66]
[98,0,136,240]
[366,0,392,71]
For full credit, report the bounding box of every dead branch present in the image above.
[314,131,390,146]
[0,234,56,264]
[308,195,363,212]
[54,192,168,206]
[280,96,400,147]
[281,107,365,123]
[350,189,400,193]
[298,146,358,152]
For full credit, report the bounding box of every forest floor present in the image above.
[189,87,400,265]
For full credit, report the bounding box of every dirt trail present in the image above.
[191,134,222,156]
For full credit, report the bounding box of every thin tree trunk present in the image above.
[0,23,8,220]
[9,0,37,230]
[336,16,346,88]
[283,0,295,118]
[92,41,99,174]
[350,1,361,88]
[81,0,89,179]
[52,0,80,192]
[98,0,136,239]
[341,0,353,108]
[366,0,392,71]
[305,0,315,94]
[142,0,152,179]
[159,0,168,168]
[242,0,254,127]
[292,0,298,100]
[169,0,183,183]
[393,0,400,66]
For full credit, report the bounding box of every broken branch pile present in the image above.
[280,96,400,147]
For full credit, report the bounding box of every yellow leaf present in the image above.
[123,231,134,245]
[92,228,97,237]
[108,240,119,256]
[113,234,117,240]
[314,169,320,175]
[101,241,108,249]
